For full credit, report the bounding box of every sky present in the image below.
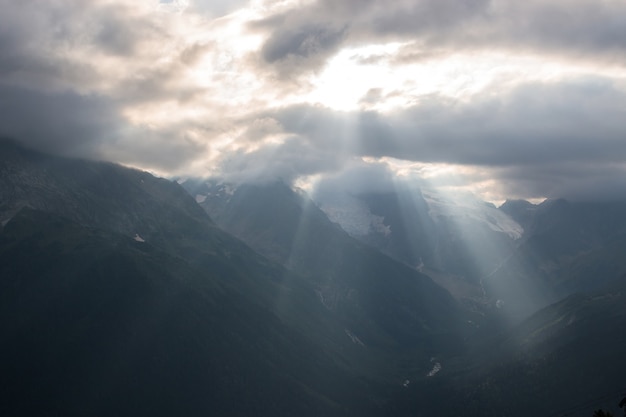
[1,0,626,203]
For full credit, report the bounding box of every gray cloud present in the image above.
[262,24,347,63]
[217,135,344,184]
[254,0,626,77]
[492,162,626,202]
[311,160,398,197]
[103,126,207,172]
[230,77,626,200]
[0,0,210,171]
[499,1,626,62]
[0,83,205,172]
[252,0,488,76]
[268,79,626,167]
[2,0,626,202]
[0,85,121,158]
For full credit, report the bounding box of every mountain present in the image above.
[0,208,372,416]
[0,140,394,416]
[0,140,479,416]
[484,198,626,320]
[0,138,219,257]
[460,279,626,417]
[499,198,539,231]
[183,180,467,366]
[312,186,522,284]
[4,139,626,416]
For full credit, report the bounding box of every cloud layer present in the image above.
[1,0,625,201]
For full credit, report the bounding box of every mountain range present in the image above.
[2,139,626,416]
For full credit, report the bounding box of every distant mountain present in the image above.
[183,179,467,362]
[461,280,626,417]
[295,184,525,326]
[312,186,522,284]
[499,198,539,231]
[485,198,626,320]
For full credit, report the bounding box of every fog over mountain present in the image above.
[1,0,626,202]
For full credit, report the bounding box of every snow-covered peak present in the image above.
[317,192,389,237]
[421,189,524,240]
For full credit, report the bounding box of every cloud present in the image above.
[216,134,345,184]
[492,162,626,202]
[0,0,231,172]
[259,79,626,166]
[311,159,398,197]
[223,77,626,200]
[261,24,345,64]
[254,0,626,79]
[0,85,121,158]
[1,0,625,201]
[252,0,489,77]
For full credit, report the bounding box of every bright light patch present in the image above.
[305,43,408,111]
[305,47,626,112]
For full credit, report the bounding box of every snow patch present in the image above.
[221,184,235,196]
[318,193,389,237]
[195,194,207,203]
[427,362,442,377]
[344,329,365,346]
[567,314,576,326]
[134,234,145,243]
[315,289,333,311]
